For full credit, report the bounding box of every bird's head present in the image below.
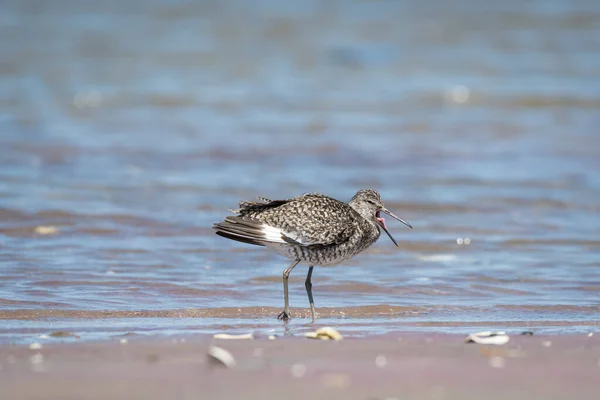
[349,189,412,246]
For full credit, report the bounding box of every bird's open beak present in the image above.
[376,208,413,247]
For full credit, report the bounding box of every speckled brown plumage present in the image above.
[213,189,412,322]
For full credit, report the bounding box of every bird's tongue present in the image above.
[375,210,399,247]
[376,211,387,229]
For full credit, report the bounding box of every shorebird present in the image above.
[213,189,412,323]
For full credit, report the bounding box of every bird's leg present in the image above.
[277,259,300,321]
[305,266,317,323]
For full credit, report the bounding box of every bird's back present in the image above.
[214,193,380,265]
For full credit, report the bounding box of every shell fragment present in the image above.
[465,331,510,345]
[213,333,254,340]
[207,346,236,368]
[304,327,343,341]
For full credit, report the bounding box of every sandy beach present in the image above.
[1,332,599,400]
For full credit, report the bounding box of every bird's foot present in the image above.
[277,310,291,321]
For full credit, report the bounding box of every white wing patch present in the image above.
[260,225,287,243]
[263,225,311,246]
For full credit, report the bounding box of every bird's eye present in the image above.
[367,200,376,205]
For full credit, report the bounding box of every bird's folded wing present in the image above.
[213,215,353,247]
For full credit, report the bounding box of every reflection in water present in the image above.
[0,0,599,342]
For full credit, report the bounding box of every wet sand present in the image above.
[1,332,599,400]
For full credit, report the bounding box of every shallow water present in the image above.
[1,0,599,343]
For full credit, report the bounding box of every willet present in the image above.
[213,189,412,323]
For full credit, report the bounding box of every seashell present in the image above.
[213,333,254,340]
[465,331,510,345]
[207,346,236,368]
[305,327,343,341]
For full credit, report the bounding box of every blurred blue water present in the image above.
[0,0,599,342]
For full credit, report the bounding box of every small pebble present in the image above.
[541,340,552,348]
[445,85,470,104]
[588,332,593,337]
[34,226,58,235]
[488,356,506,369]
[290,363,307,378]
[120,338,128,345]
[375,355,388,368]
[29,343,42,350]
